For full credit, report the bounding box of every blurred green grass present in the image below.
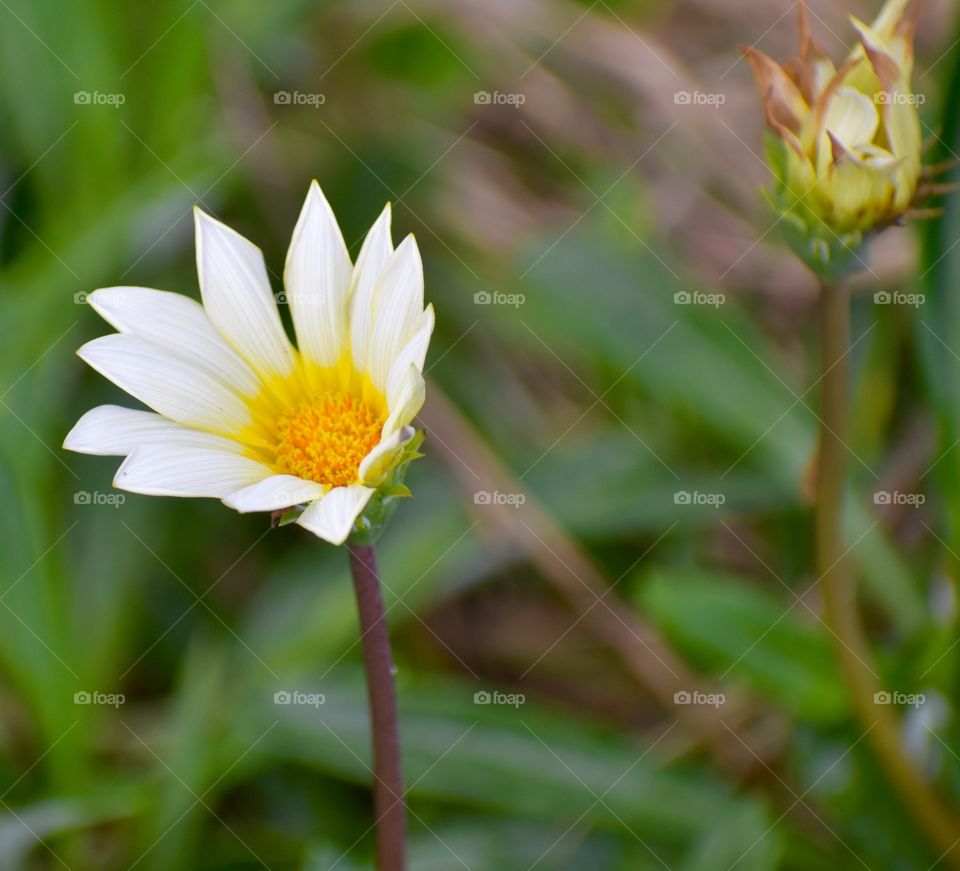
[0,0,959,868]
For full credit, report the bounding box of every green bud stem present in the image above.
[816,282,960,867]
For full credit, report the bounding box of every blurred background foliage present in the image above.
[1,0,960,868]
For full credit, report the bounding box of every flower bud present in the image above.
[743,0,923,278]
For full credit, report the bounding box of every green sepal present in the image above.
[347,430,425,547]
[779,217,867,284]
[762,132,869,283]
[273,506,305,527]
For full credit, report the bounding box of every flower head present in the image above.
[65,182,433,545]
[743,0,925,277]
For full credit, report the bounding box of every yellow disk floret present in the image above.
[274,393,384,488]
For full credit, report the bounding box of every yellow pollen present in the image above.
[273,393,384,488]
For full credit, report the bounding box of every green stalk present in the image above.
[816,282,960,866]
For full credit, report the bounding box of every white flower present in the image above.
[64,182,434,545]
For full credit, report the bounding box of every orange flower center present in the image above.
[273,393,384,487]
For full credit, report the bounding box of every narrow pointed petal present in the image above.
[786,0,836,102]
[868,0,912,45]
[386,305,434,410]
[349,203,394,376]
[742,46,808,133]
[383,365,425,436]
[222,474,329,513]
[64,405,246,457]
[78,333,252,436]
[359,425,415,484]
[283,181,352,367]
[88,286,259,396]
[367,235,425,392]
[194,207,295,379]
[114,445,272,498]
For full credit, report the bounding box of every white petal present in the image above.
[850,143,902,174]
[88,287,260,396]
[78,334,252,435]
[359,425,415,484]
[222,474,328,513]
[823,87,879,151]
[64,405,246,457]
[114,445,272,498]
[367,235,425,392]
[194,208,295,379]
[283,181,353,367]
[349,203,394,375]
[296,485,374,545]
[383,366,425,436]
[386,304,434,410]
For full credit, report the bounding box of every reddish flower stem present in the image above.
[347,543,407,871]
